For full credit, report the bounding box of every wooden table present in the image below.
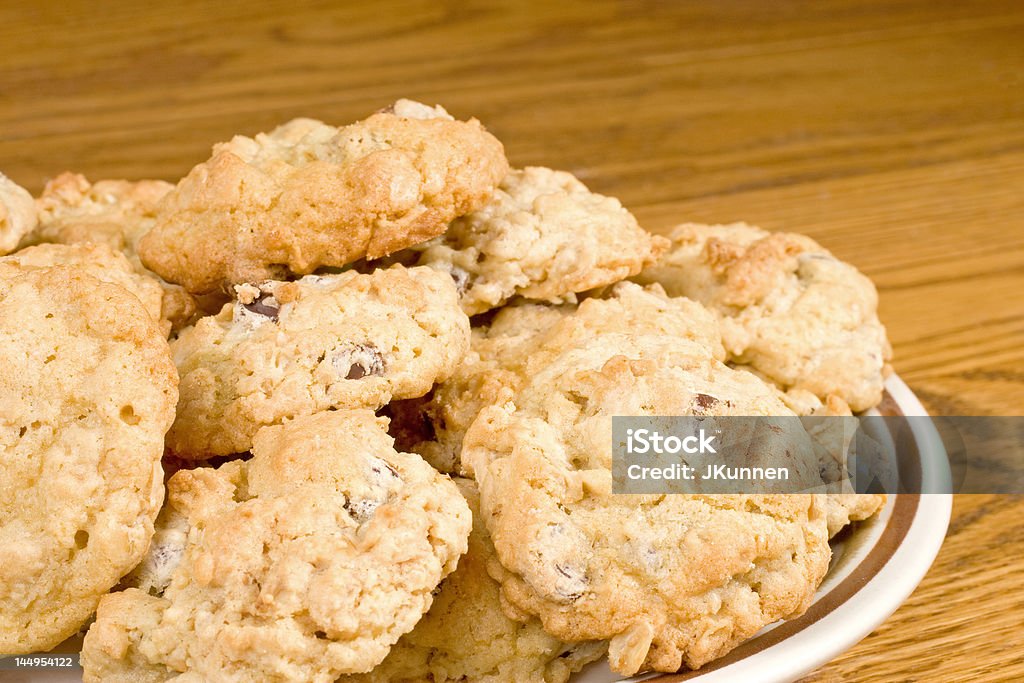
[2,1,1022,680]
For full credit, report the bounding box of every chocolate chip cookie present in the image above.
[139,100,508,293]
[0,267,177,654]
[166,265,469,459]
[388,166,668,315]
[81,409,471,681]
[461,331,831,675]
[342,478,605,683]
[635,222,892,412]
[31,172,209,332]
[407,281,724,472]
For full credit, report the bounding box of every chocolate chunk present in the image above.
[694,393,719,411]
[241,293,280,321]
[370,460,399,479]
[342,497,382,524]
[554,563,587,602]
[332,343,385,380]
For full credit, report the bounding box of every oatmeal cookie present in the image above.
[31,172,208,332]
[825,494,887,538]
[167,265,469,459]
[81,409,471,682]
[409,281,723,472]
[139,99,508,293]
[391,167,668,314]
[799,399,888,536]
[32,172,172,255]
[461,334,831,675]
[0,267,177,654]
[0,243,165,332]
[0,172,36,254]
[342,479,605,683]
[635,222,892,412]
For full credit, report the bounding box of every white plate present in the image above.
[5,375,950,683]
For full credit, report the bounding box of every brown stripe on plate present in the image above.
[645,392,921,682]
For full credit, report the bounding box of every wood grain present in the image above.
[1,1,1022,680]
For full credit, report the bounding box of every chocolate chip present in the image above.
[370,461,399,479]
[332,344,385,380]
[554,563,587,602]
[342,497,382,524]
[694,393,719,411]
[241,293,280,321]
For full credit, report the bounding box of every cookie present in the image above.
[139,99,509,293]
[118,503,190,598]
[33,172,173,255]
[0,172,37,254]
[798,400,888,536]
[386,167,669,315]
[81,409,472,682]
[460,331,832,675]
[31,172,210,332]
[0,243,166,334]
[342,478,606,683]
[0,267,177,654]
[635,222,892,412]
[407,281,724,472]
[825,494,887,538]
[166,265,469,459]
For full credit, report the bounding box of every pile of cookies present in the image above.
[0,100,889,682]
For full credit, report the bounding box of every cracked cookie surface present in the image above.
[342,478,605,683]
[0,267,177,654]
[166,265,469,459]
[81,409,471,682]
[389,167,668,315]
[635,222,891,412]
[139,99,508,293]
[460,330,831,675]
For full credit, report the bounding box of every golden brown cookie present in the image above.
[82,410,471,681]
[0,242,165,333]
[461,328,831,676]
[31,172,209,332]
[408,281,723,472]
[342,479,606,683]
[139,100,508,293]
[635,222,892,412]
[391,166,668,315]
[166,266,469,459]
[0,267,177,654]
